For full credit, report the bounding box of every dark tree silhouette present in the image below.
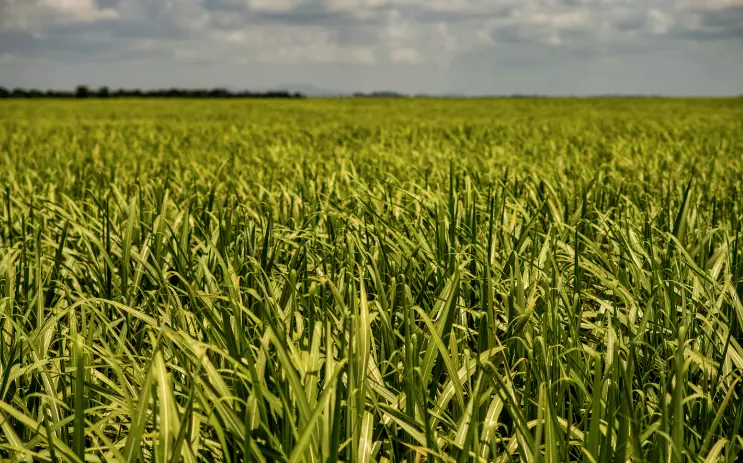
[0,85,305,99]
[353,91,408,98]
[75,85,90,98]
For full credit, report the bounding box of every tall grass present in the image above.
[1,98,742,462]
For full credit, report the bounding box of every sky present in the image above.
[0,0,742,96]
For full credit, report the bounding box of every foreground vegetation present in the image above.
[1,98,742,462]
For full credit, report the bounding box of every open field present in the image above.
[1,98,743,462]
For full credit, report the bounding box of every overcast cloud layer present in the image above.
[1,0,742,95]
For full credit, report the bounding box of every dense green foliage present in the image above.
[1,98,743,462]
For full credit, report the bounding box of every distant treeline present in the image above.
[352,91,408,98]
[0,86,304,99]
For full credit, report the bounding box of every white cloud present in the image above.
[646,8,673,34]
[383,10,414,42]
[436,23,460,51]
[403,0,490,13]
[0,0,118,31]
[389,47,423,63]
[1,0,42,31]
[324,0,389,12]
[353,47,376,63]
[215,30,251,43]
[533,11,587,28]
[248,0,302,13]
[40,0,119,21]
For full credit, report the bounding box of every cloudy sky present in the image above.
[1,0,742,95]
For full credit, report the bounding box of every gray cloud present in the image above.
[678,5,743,41]
[614,10,649,32]
[0,0,741,95]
